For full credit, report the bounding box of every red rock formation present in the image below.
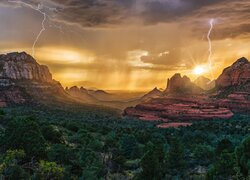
[216,57,250,88]
[165,73,203,94]
[216,92,250,113]
[214,57,250,112]
[124,96,234,121]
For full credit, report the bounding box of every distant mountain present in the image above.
[65,86,98,103]
[0,52,73,106]
[65,86,163,109]
[66,86,116,101]
[165,73,203,94]
[194,76,215,90]
[141,87,163,101]
[87,89,114,101]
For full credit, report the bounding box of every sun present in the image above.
[193,65,206,75]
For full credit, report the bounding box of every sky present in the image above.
[0,0,250,91]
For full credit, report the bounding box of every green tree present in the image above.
[0,109,5,116]
[166,138,186,175]
[34,160,64,180]
[78,148,104,179]
[235,136,250,177]
[216,138,234,156]
[41,125,64,144]
[48,144,75,165]
[193,144,215,165]
[206,139,236,179]
[119,134,138,159]
[1,118,47,159]
[0,149,29,179]
[138,144,165,180]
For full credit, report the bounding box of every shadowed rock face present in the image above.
[165,73,203,94]
[216,57,250,88]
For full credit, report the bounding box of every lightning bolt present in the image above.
[8,0,57,57]
[207,19,215,80]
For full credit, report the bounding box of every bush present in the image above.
[35,160,64,179]
[41,125,64,144]
[235,136,250,177]
[0,150,29,179]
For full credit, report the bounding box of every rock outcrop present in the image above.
[0,52,52,82]
[0,52,69,105]
[165,73,203,94]
[216,57,250,88]
[194,76,215,90]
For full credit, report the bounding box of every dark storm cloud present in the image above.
[51,0,250,40]
[140,0,229,24]
[3,0,250,32]
[184,0,250,39]
[51,0,233,27]
[49,0,136,27]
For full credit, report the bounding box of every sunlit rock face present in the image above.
[0,52,52,83]
[216,57,250,88]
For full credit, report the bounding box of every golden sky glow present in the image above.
[0,0,250,91]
